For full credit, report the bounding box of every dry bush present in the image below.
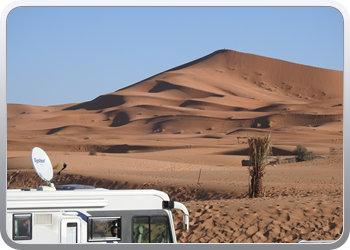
[89,149,97,156]
[293,145,315,162]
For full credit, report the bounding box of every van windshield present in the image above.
[133,216,173,243]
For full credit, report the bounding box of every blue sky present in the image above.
[7,7,343,106]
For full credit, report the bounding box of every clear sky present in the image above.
[6,6,343,106]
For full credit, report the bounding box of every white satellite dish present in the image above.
[31,147,53,186]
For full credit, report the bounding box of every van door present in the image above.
[60,218,81,243]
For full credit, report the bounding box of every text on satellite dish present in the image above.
[34,158,45,164]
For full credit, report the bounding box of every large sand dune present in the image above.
[7,49,343,243]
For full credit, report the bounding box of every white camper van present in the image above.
[6,147,189,244]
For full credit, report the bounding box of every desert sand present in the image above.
[7,49,343,243]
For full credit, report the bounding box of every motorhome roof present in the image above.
[7,188,171,210]
[7,188,168,197]
[13,184,101,191]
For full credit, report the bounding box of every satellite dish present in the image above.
[31,147,53,185]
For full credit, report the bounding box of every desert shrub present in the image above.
[89,149,97,156]
[53,163,60,169]
[293,145,315,162]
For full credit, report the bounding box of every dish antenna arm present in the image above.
[50,163,68,184]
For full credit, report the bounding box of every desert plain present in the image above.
[7,49,343,243]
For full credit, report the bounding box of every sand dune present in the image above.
[7,49,343,243]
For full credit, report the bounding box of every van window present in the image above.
[66,222,78,243]
[133,216,172,243]
[13,214,32,240]
[88,217,121,241]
